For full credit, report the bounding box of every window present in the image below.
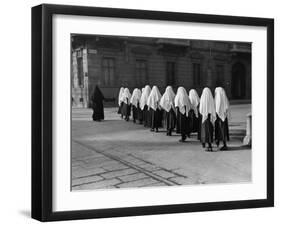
[135,60,147,86]
[193,63,201,86]
[166,62,175,86]
[216,65,224,87]
[102,58,115,86]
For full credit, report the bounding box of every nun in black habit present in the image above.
[117,87,124,118]
[139,85,152,127]
[121,88,132,121]
[199,87,216,151]
[130,88,142,123]
[189,89,201,140]
[91,85,105,121]
[160,86,176,136]
[147,86,162,132]
[214,87,230,150]
[174,87,192,142]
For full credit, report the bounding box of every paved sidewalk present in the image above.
[72,104,251,190]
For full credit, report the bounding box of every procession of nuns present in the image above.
[118,85,230,152]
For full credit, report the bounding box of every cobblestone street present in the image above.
[72,104,251,190]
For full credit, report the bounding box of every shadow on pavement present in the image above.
[220,145,251,151]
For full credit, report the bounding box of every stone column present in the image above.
[83,77,89,108]
[72,51,79,88]
[243,113,252,146]
[72,51,80,107]
[82,49,88,108]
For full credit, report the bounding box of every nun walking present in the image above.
[121,88,131,121]
[117,87,124,118]
[199,87,216,151]
[91,85,105,122]
[160,86,176,136]
[139,85,152,127]
[189,89,201,140]
[130,88,142,123]
[137,88,145,124]
[175,87,192,142]
[147,85,162,132]
[214,87,230,150]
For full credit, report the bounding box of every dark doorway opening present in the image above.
[231,62,246,99]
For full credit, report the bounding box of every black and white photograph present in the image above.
[71,34,252,191]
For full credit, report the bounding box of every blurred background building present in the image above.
[71,35,251,108]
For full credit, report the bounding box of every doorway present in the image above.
[231,62,246,99]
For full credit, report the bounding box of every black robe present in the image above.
[189,108,201,140]
[200,114,214,144]
[132,104,138,122]
[137,103,143,123]
[143,105,151,127]
[215,116,230,143]
[176,107,190,135]
[117,102,123,116]
[163,109,176,132]
[91,86,104,121]
[150,108,162,129]
[121,98,131,119]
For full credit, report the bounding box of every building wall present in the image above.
[71,37,251,108]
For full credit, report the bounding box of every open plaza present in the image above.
[71,103,251,190]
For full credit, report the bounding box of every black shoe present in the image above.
[216,141,219,147]
[180,136,186,142]
[220,146,228,151]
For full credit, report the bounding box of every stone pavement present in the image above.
[72,104,251,191]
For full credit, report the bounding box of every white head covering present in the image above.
[130,88,142,107]
[215,87,230,122]
[160,86,176,112]
[147,86,162,111]
[139,85,151,110]
[174,87,192,116]
[189,89,200,117]
[118,87,124,106]
[121,88,131,104]
[199,87,216,124]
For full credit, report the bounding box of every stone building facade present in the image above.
[71,35,251,108]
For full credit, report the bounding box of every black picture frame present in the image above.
[31,4,274,222]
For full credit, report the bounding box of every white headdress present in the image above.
[118,87,124,106]
[189,89,200,117]
[121,88,131,104]
[147,86,162,111]
[160,86,176,112]
[215,87,230,121]
[130,88,142,108]
[174,87,191,116]
[139,85,151,110]
[199,87,216,124]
